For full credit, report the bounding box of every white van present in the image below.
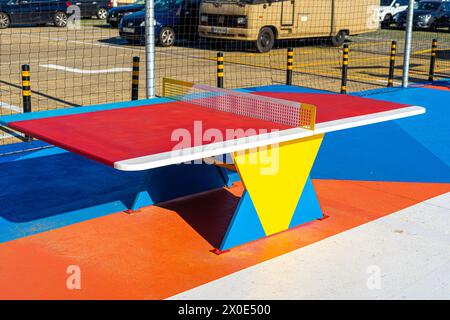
[199,0,380,53]
[379,0,410,26]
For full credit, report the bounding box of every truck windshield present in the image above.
[380,0,392,6]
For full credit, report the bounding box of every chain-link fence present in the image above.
[0,0,449,153]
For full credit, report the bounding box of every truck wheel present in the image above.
[256,27,275,53]
[109,21,118,28]
[0,12,10,29]
[97,8,108,20]
[159,27,176,47]
[331,30,346,47]
[54,11,68,27]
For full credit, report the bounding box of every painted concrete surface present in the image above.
[0,84,448,299]
[1,180,448,299]
[0,145,238,243]
[2,85,446,244]
[170,192,450,300]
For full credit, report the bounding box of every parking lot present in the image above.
[0,19,449,145]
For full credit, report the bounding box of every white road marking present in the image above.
[21,33,143,53]
[40,64,132,74]
[0,132,13,139]
[0,102,22,113]
[0,131,22,140]
[376,79,402,86]
[21,34,212,63]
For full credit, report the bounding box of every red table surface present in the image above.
[252,92,409,123]
[8,92,409,167]
[9,101,291,166]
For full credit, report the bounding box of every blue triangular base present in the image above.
[131,190,154,211]
[219,190,266,251]
[289,177,323,228]
[122,163,229,211]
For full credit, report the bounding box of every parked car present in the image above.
[107,0,143,28]
[379,0,410,27]
[119,0,200,46]
[394,0,450,30]
[73,0,112,20]
[0,0,72,28]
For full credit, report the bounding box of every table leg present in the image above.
[124,163,238,212]
[218,134,325,251]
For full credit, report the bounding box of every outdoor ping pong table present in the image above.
[0,79,425,252]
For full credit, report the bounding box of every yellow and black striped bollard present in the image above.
[387,40,397,88]
[428,39,437,82]
[131,56,140,100]
[286,47,294,85]
[340,44,349,94]
[217,52,224,88]
[21,64,32,142]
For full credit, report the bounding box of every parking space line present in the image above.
[413,47,450,55]
[21,33,143,53]
[0,102,22,114]
[40,64,132,74]
[0,131,22,140]
[376,79,402,86]
[0,133,13,140]
[20,34,216,63]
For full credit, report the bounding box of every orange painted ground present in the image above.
[0,180,449,300]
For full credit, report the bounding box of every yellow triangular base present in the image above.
[233,134,324,235]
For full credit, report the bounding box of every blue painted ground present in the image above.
[244,83,450,183]
[0,83,448,243]
[0,144,238,243]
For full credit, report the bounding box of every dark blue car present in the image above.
[106,0,144,28]
[393,0,450,30]
[0,0,112,28]
[119,0,200,46]
[73,0,112,20]
[0,0,71,28]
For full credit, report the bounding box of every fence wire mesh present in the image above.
[0,0,449,154]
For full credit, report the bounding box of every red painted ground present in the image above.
[0,180,448,300]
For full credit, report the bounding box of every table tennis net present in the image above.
[162,78,316,129]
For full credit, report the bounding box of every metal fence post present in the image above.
[145,0,155,98]
[402,0,415,88]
